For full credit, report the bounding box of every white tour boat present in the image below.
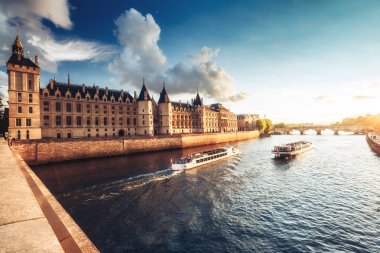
[272,141,313,158]
[171,145,240,171]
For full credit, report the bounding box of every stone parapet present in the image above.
[12,131,259,165]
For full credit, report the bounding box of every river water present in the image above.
[33,135,380,253]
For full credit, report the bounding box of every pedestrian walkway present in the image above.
[0,139,64,252]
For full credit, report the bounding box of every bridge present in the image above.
[274,125,370,135]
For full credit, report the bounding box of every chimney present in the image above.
[96,86,99,94]
[82,84,86,93]
[120,89,124,97]
[134,91,137,99]
[50,79,54,89]
[34,54,39,66]
[179,100,181,106]
[105,87,108,96]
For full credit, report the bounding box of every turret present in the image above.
[6,31,41,139]
[158,83,172,135]
[137,80,154,136]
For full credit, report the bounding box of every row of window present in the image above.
[16,130,30,139]
[196,152,227,163]
[17,106,33,114]
[43,102,137,115]
[15,118,32,126]
[45,92,135,104]
[44,116,138,127]
[17,93,33,103]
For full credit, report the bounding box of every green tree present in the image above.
[264,119,274,133]
[256,119,267,133]
[275,122,287,128]
[0,96,7,135]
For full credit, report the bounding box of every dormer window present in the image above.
[66,94,71,99]
[44,92,48,97]
[56,94,60,98]
[103,98,106,102]
[77,96,80,100]
[111,99,114,103]
[86,97,90,101]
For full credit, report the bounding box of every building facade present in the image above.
[237,114,259,131]
[6,34,238,140]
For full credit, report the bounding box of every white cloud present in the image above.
[109,9,246,103]
[0,0,114,72]
[108,8,167,86]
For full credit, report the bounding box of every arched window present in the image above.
[26,130,30,140]
[17,130,21,139]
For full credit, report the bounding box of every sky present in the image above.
[0,0,380,124]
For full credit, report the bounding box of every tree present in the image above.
[275,122,287,128]
[256,119,267,133]
[264,119,274,133]
[0,96,8,135]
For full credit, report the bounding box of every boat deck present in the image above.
[367,133,380,146]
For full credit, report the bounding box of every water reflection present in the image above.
[33,136,380,253]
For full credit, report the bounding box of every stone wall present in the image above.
[12,131,259,165]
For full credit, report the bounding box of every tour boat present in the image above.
[272,141,313,158]
[366,132,380,155]
[171,145,240,171]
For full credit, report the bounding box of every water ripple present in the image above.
[33,135,380,253]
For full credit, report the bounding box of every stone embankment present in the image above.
[12,131,259,165]
[0,139,98,252]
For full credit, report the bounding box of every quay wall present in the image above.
[11,131,259,165]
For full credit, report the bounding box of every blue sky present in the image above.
[1,0,380,123]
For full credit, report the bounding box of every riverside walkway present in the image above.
[0,139,64,252]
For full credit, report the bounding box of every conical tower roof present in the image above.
[193,89,202,106]
[158,84,170,103]
[137,82,151,101]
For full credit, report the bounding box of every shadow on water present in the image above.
[271,156,297,170]
[32,142,239,195]
[31,136,380,253]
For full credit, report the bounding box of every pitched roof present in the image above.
[7,53,39,68]
[137,83,151,101]
[41,81,134,102]
[158,85,170,103]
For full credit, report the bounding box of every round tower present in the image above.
[158,84,172,135]
[137,81,154,136]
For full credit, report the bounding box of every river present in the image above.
[33,135,380,253]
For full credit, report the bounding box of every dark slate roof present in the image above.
[172,101,195,109]
[158,86,170,103]
[40,81,134,102]
[137,83,151,101]
[7,54,39,68]
[193,91,202,106]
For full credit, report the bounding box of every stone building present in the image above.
[6,34,237,140]
[237,114,259,131]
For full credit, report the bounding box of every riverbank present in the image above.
[0,139,98,252]
[12,131,259,165]
[366,132,380,155]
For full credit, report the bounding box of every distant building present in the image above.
[6,34,238,140]
[237,114,259,131]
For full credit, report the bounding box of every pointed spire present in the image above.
[138,80,151,101]
[68,73,70,86]
[158,82,170,103]
[12,29,23,57]
[194,87,202,106]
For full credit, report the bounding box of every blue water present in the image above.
[33,135,380,252]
